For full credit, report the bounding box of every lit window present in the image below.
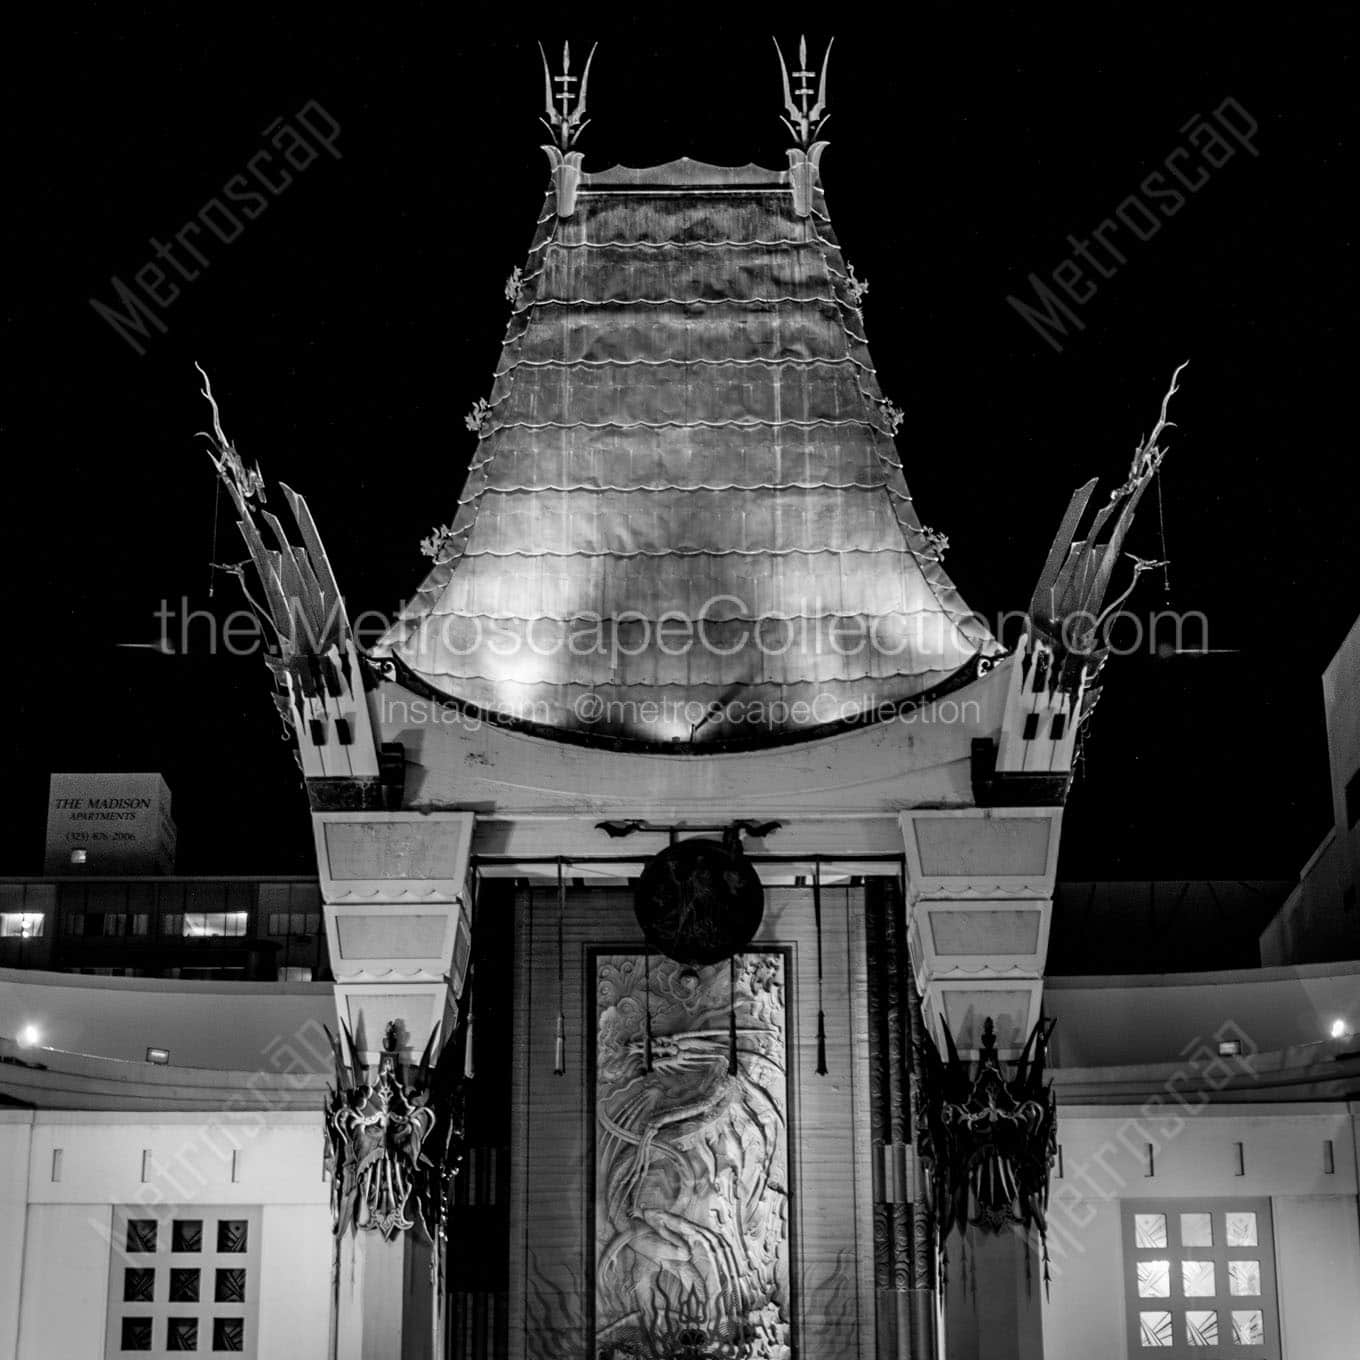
[1136,1260,1170,1297]
[1123,1201,1279,1353]
[0,912,44,939]
[70,848,88,865]
[279,966,313,982]
[182,912,248,938]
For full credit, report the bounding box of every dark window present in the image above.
[123,1269,155,1303]
[126,1220,157,1253]
[169,1268,199,1302]
[215,1268,246,1303]
[212,1317,245,1351]
[167,1317,198,1351]
[1348,768,1360,829]
[217,1220,248,1253]
[120,1317,152,1351]
[172,1219,202,1253]
[267,911,320,936]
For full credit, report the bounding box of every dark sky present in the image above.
[2,5,1354,881]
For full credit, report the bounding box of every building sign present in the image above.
[44,773,176,874]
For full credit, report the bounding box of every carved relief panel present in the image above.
[594,952,792,1359]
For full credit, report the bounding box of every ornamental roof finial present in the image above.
[538,40,597,151]
[774,34,833,149]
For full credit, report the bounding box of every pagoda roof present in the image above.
[374,154,1000,746]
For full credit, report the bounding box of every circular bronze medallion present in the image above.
[633,838,764,964]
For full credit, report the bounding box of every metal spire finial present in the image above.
[774,34,833,148]
[539,40,597,150]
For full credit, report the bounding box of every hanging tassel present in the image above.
[643,950,654,1073]
[814,860,829,1076]
[554,858,567,1076]
[462,965,475,1080]
[728,953,739,1076]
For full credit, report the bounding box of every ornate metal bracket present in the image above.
[915,1015,1059,1292]
[323,1019,466,1246]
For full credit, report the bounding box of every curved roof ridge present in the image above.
[584,157,787,187]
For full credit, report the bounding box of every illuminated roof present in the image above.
[375,155,998,745]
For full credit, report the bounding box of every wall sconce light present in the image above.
[18,1024,41,1048]
[1328,1018,1352,1040]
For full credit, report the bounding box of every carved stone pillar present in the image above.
[314,808,476,1356]
[900,806,1061,1360]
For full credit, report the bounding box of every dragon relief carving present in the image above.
[595,954,791,1359]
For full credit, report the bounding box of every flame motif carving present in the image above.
[595,954,791,1359]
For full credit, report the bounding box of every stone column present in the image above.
[313,807,476,1355]
[940,1229,1044,1360]
[334,1230,436,1360]
[899,806,1061,1360]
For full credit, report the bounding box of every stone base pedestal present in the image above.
[942,1229,1044,1360]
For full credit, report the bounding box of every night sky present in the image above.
[3,5,1353,884]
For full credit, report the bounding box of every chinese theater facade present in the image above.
[142,37,1205,1360]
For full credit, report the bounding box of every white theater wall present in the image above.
[0,1110,331,1359]
[1039,1105,1360,1360]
